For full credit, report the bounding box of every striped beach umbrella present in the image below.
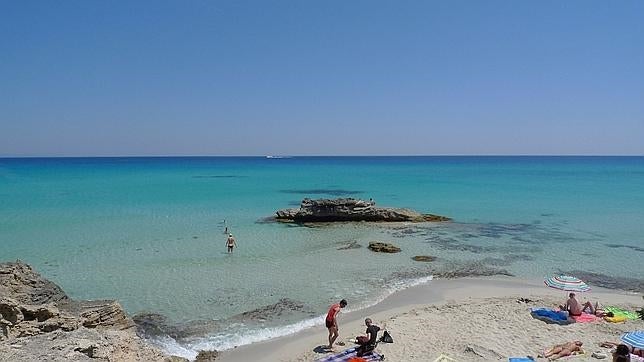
[544,275,591,292]
[621,330,644,349]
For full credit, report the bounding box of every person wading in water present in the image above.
[226,233,236,253]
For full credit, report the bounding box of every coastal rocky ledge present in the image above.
[275,198,451,223]
[0,261,192,362]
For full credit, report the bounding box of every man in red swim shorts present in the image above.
[325,299,347,349]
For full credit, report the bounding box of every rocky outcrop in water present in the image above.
[275,198,451,223]
[0,261,184,361]
[368,242,401,253]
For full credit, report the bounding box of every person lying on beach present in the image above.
[542,341,583,360]
[355,318,380,357]
[602,342,643,358]
[579,301,612,316]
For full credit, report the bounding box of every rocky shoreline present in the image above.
[0,261,198,362]
[275,198,451,223]
[4,259,638,362]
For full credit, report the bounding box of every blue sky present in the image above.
[1,1,643,156]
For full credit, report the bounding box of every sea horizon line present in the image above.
[1,154,643,159]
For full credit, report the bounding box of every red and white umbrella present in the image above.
[544,275,590,292]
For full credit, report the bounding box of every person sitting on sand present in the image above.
[613,343,631,362]
[560,293,583,316]
[602,342,643,358]
[542,341,583,360]
[560,293,598,316]
[355,318,380,357]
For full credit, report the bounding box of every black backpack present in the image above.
[379,330,394,343]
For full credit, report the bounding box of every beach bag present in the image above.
[380,330,394,343]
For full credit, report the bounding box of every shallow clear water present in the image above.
[1,156,643,357]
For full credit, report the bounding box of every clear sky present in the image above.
[1,1,643,156]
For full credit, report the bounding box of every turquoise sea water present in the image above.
[1,156,643,357]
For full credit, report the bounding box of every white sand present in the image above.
[217,277,643,362]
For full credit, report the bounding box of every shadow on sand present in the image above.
[313,345,333,354]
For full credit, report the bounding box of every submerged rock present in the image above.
[434,262,514,278]
[337,241,362,250]
[604,243,644,253]
[133,312,220,341]
[275,198,449,223]
[412,255,437,262]
[132,312,172,337]
[423,214,452,222]
[368,242,401,253]
[232,297,312,322]
[135,297,314,344]
[564,270,644,293]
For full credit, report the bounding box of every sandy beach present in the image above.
[217,277,643,362]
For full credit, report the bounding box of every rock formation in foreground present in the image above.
[275,198,451,223]
[0,261,187,362]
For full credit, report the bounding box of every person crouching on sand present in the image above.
[325,299,347,349]
[356,318,380,357]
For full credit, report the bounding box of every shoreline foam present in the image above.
[149,275,435,359]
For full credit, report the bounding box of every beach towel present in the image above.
[630,354,644,362]
[571,313,597,323]
[530,308,573,325]
[560,350,585,360]
[509,358,535,362]
[604,315,628,323]
[605,306,639,320]
[316,347,384,362]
